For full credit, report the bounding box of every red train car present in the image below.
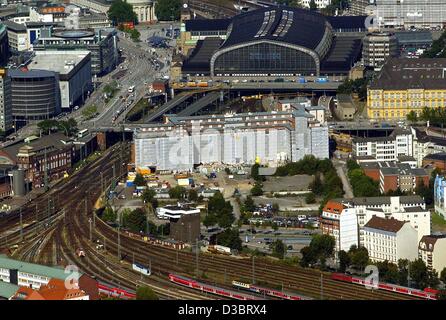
[331,273,438,300]
[168,274,258,300]
[98,283,136,299]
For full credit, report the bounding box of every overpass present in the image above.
[174,82,341,92]
[176,91,222,117]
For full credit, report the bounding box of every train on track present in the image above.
[98,283,136,299]
[168,273,260,300]
[132,262,151,276]
[331,273,439,300]
[232,280,311,300]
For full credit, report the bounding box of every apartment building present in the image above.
[0,68,12,132]
[367,58,446,120]
[379,163,428,193]
[134,108,329,171]
[352,128,413,162]
[363,216,418,263]
[320,196,431,253]
[418,235,446,273]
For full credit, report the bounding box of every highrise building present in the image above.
[0,68,12,133]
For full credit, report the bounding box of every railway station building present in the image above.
[180,7,364,79]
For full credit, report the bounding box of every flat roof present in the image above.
[0,281,19,299]
[28,51,91,76]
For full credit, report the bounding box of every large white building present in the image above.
[27,51,92,110]
[134,107,329,171]
[373,0,446,29]
[363,216,418,264]
[434,175,446,218]
[156,204,200,220]
[321,196,431,253]
[418,235,446,273]
[352,128,414,162]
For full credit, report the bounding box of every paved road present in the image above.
[332,158,354,198]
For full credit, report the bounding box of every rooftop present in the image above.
[419,234,446,251]
[370,58,446,90]
[0,255,82,280]
[27,51,91,77]
[0,281,19,299]
[335,195,424,207]
[364,216,406,233]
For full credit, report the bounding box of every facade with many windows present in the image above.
[367,58,446,120]
[363,216,418,263]
[418,235,446,273]
[352,128,413,162]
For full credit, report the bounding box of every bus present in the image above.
[128,85,135,93]
[77,128,89,138]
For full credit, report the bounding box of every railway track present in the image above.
[1,142,420,300]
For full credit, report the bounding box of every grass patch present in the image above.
[126,98,151,122]
[432,212,446,230]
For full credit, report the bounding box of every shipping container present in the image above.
[126,181,134,187]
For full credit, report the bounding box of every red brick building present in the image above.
[423,152,446,171]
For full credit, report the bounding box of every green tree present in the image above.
[300,234,335,268]
[305,192,316,204]
[309,174,324,195]
[406,110,418,122]
[108,0,137,25]
[208,192,234,228]
[376,260,399,284]
[409,259,427,289]
[309,0,318,10]
[244,196,256,213]
[141,188,156,203]
[270,239,287,259]
[349,246,369,272]
[37,119,59,135]
[188,189,198,202]
[216,228,242,251]
[169,186,187,199]
[250,163,260,181]
[338,250,350,273]
[440,267,446,284]
[136,286,159,300]
[102,206,117,223]
[123,208,146,233]
[133,173,146,186]
[82,105,98,120]
[130,28,140,42]
[203,213,218,227]
[155,0,181,21]
[250,182,263,196]
[397,259,410,286]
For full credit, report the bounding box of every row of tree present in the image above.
[406,107,446,127]
[336,78,370,101]
[422,30,446,58]
[203,191,235,229]
[101,206,168,236]
[346,160,380,197]
[37,118,78,136]
[108,0,181,24]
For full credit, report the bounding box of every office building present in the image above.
[134,107,329,171]
[363,32,399,70]
[33,29,118,75]
[374,0,446,29]
[349,0,369,15]
[352,127,413,162]
[0,68,12,132]
[434,175,446,218]
[367,58,446,120]
[9,68,61,123]
[0,24,9,66]
[3,20,29,52]
[299,0,331,9]
[27,51,92,110]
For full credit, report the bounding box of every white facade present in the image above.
[419,236,446,273]
[364,220,418,263]
[322,196,431,253]
[353,129,413,161]
[135,110,328,171]
[0,267,51,289]
[300,0,332,9]
[156,205,200,219]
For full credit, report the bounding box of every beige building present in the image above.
[419,235,446,273]
[363,216,418,263]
